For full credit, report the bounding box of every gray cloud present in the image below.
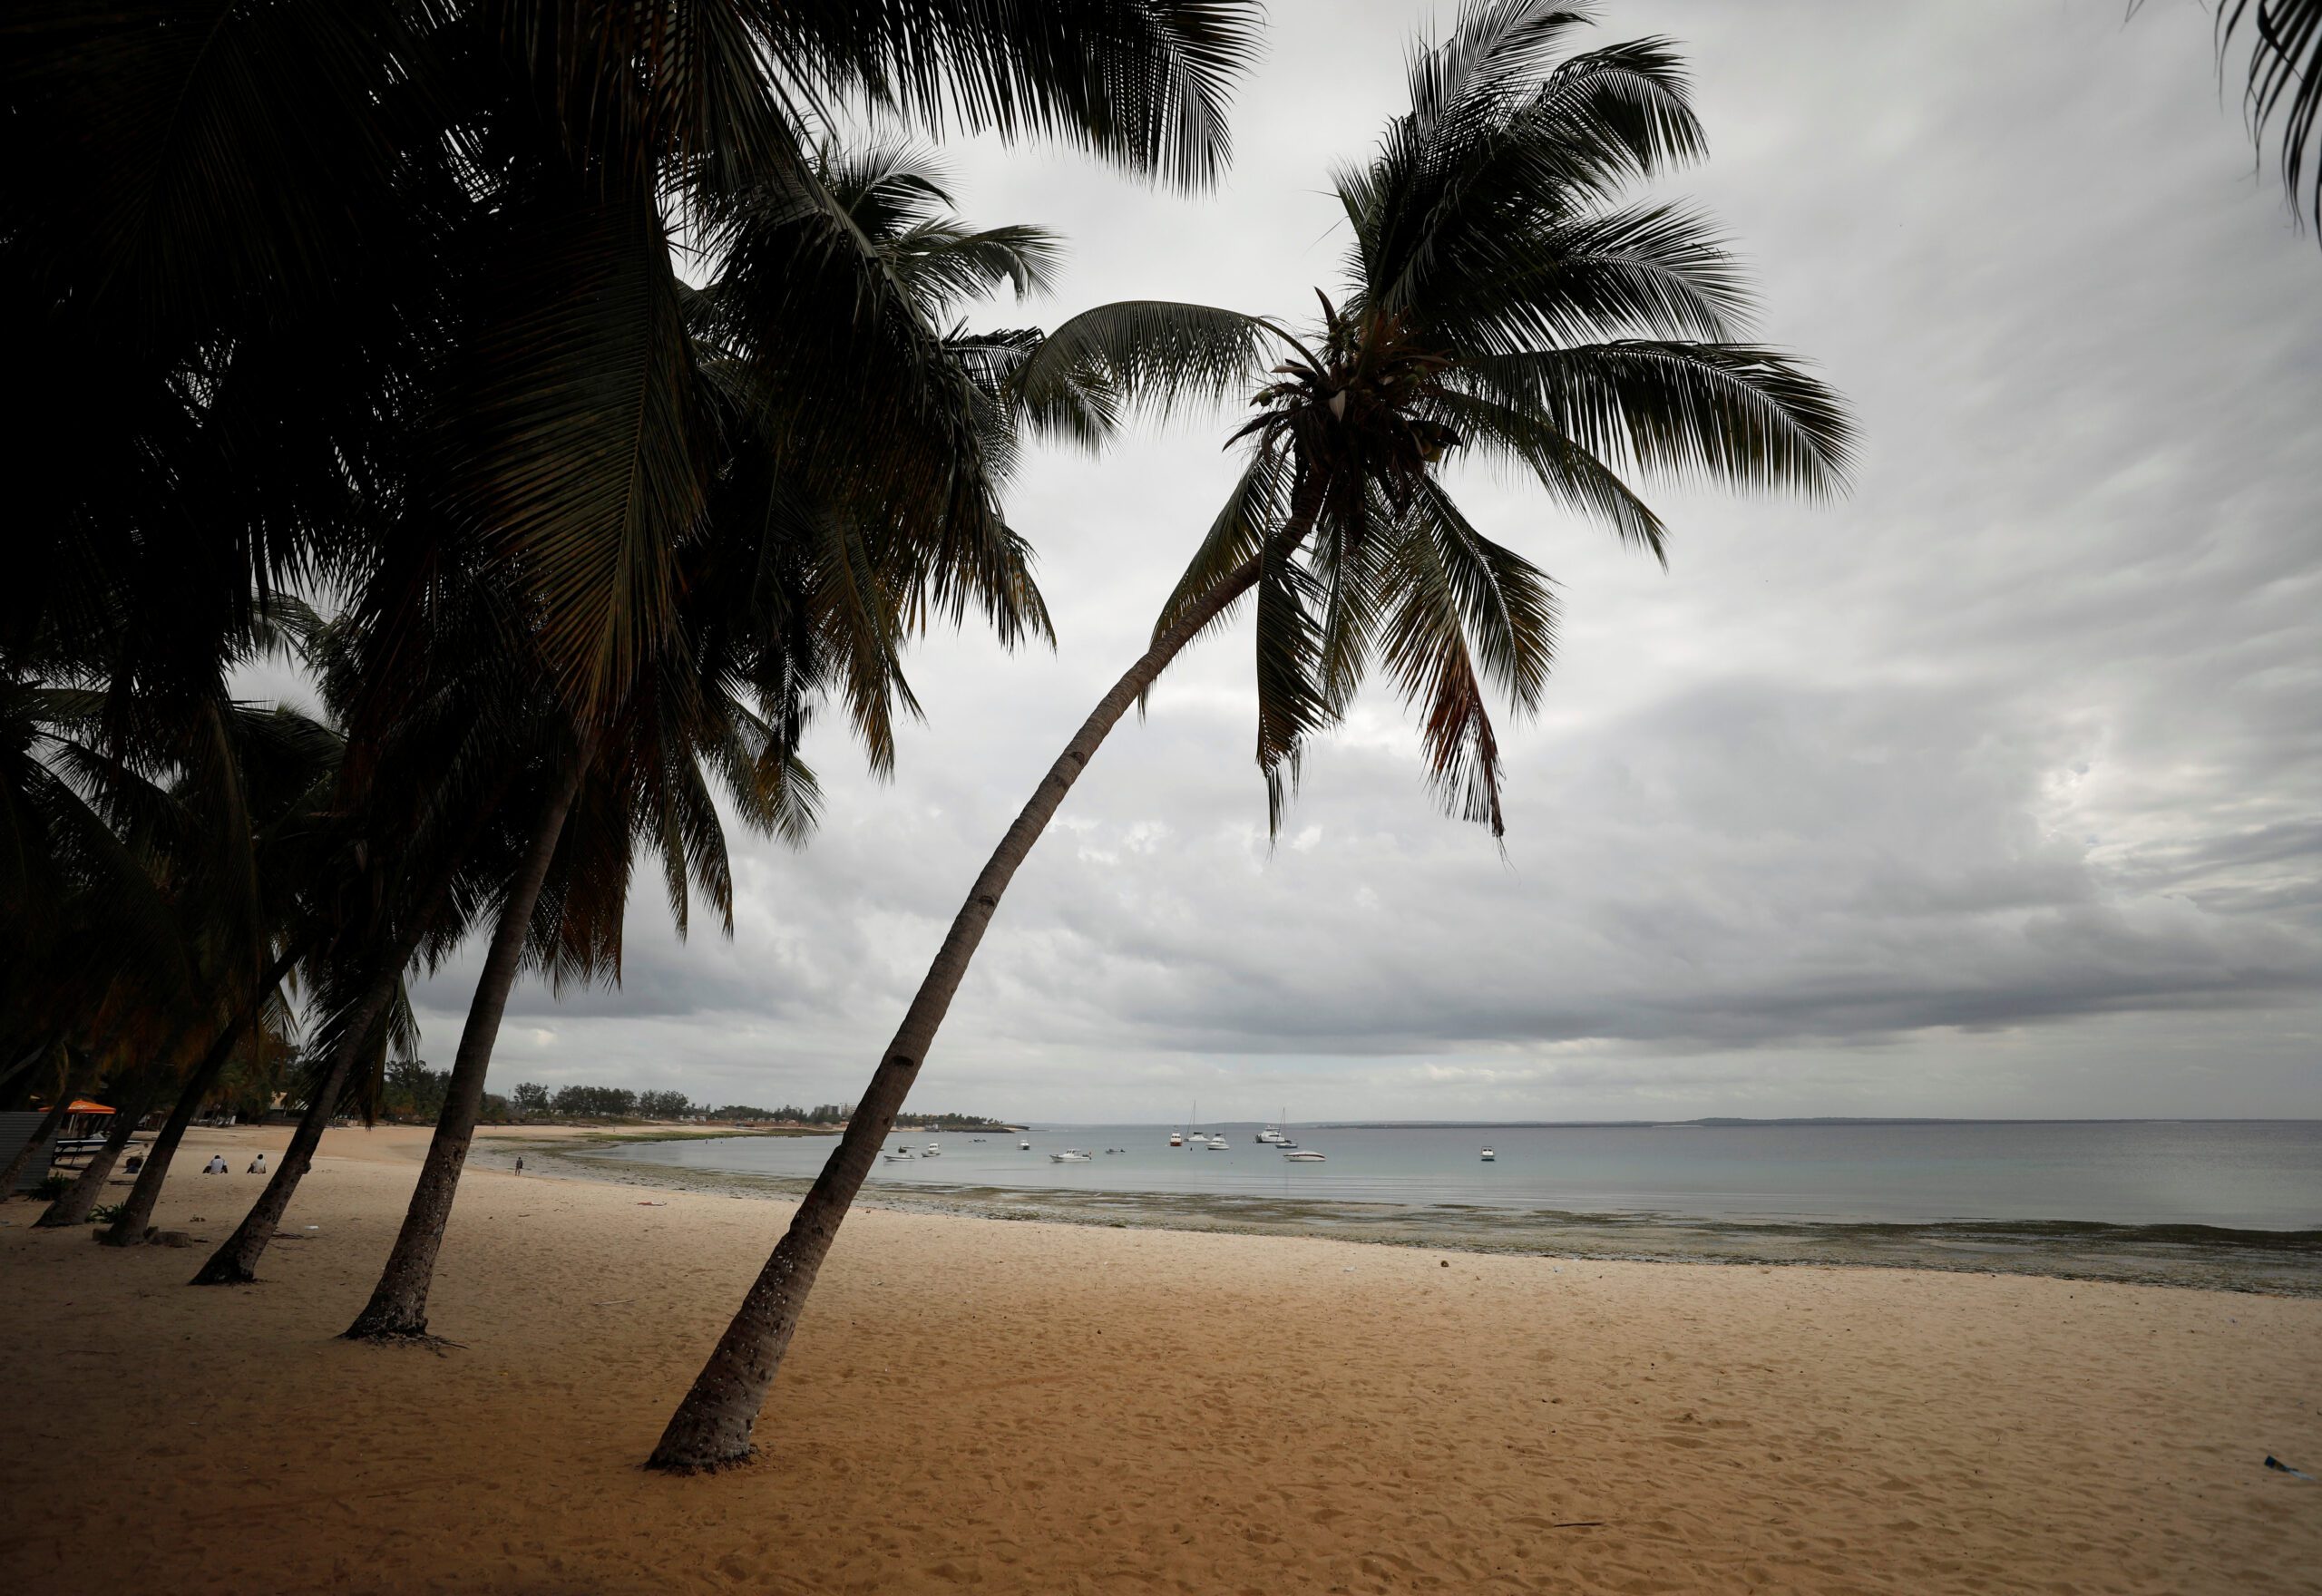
[399,1,2320,1122]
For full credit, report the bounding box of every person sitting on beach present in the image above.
[202,1155,229,1173]
[247,1154,268,1174]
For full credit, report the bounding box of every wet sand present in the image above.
[3,1122,2318,1594]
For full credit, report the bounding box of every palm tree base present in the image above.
[189,1253,258,1285]
[645,1406,759,1474]
[341,1304,441,1345]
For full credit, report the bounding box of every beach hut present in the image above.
[45,1100,121,1168]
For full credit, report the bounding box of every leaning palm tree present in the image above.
[649,0,1859,1472]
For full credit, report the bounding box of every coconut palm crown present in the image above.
[1022,0,1856,836]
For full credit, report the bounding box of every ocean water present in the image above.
[587,1119,2322,1231]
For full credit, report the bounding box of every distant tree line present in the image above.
[711,1102,853,1124]
[361,1075,1010,1128]
[386,1061,450,1123]
[904,1112,1012,1131]
[487,1091,1006,1127]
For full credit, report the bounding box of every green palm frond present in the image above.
[779,1,1260,191]
[1374,503,1514,839]
[1416,202,1752,356]
[1252,549,1331,839]
[1342,6,1711,324]
[1014,300,1281,424]
[1396,477,1559,716]
[1460,340,1856,498]
[891,222,1066,313]
[1148,448,1289,651]
[435,179,707,729]
[1422,387,1666,560]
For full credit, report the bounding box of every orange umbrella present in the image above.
[64,1100,113,1114]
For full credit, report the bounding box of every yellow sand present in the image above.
[2,1123,2316,1594]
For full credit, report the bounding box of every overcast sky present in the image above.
[412,0,2320,1122]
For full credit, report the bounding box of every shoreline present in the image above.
[482,1133,2322,1299]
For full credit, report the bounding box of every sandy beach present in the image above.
[4,1123,2317,1595]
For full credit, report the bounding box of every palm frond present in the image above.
[1148,448,1288,654]
[1395,478,1559,715]
[434,179,707,727]
[1252,549,1332,839]
[1459,340,1856,499]
[1373,503,1515,838]
[1422,387,1667,560]
[1013,300,1280,424]
[772,1,1261,191]
[2216,0,2322,238]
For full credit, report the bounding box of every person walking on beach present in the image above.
[515,1156,524,1175]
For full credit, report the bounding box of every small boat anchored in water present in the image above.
[1019,1138,1032,1150]
[1283,1148,1325,1163]
[1049,1148,1093,1163]
[1479,1147,1497,1162]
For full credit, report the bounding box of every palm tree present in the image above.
[648,0,1859,1473]
[334,142,1090,1341]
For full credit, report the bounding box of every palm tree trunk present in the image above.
[102,943,303,1246]
[647,554,1264,1473]
[34,1068,164,1228]
[194,871,462,1285]
[0,1042,95,1198]
[343,751,590,1341]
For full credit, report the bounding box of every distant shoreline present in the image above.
[496,1132,2322,1299]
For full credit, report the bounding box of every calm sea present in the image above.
[590,1119,2322,1231]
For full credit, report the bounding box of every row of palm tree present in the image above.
[5,1,1850,1477]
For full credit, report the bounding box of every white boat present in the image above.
[1255,1125,1288,1144]
[1479,1147,1496,1162]
[1283,1149,1326,1163]
[883,1148,913,1162]
[922,1143,941,1157]
[1019,1139,1032,1150]
[1204,1136,1229,1150]
[1168,1130,1183,1146]
[1049,1149,1093,1163]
